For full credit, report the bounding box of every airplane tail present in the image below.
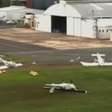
[74,90,87,94]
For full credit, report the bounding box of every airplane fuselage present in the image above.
[81,53,112,67]
[45,83,77,90]
[45,83,87,94]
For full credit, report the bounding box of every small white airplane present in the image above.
[0,57,23,68]
[0,65,8,70]
[80,53,112,67]
[44,82,87,94]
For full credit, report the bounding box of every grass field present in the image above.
[0,66,112,112]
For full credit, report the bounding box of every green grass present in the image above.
[0,67,112,112]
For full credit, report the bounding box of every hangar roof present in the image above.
[45,1,112,18]
[44,2,81,17]
[65,0,112,3]
[71,3,112,18]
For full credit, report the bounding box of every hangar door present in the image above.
[51,16,67,34]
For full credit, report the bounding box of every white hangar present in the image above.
[37,0,112,39]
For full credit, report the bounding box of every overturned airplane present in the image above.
[80,53,112,67]
[0,57,23,68]
[44,82,87,94]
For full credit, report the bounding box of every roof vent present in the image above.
[60,0,66,5]
[54,0,58,4]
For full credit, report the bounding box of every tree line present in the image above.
[0,0,10,7]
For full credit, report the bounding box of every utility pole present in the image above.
[95,18,98,38]
[92,9,99,38]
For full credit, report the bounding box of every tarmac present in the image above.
[0,38,112,65]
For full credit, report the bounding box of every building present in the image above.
[10,0,58,9]
[65,0,112,3]
[8,0,112,9]
[36,0,112,39]
[31,0,58,10]
[30,0,112,10]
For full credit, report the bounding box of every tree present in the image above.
[0,0,2,7]
[0,0,10,7]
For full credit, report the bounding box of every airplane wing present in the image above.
[0,65,8,70]
[91,53,105,57]
[45,84,56,87]
[49,87,55,93]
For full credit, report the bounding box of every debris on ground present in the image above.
[69,59,75,63]
[30,70,39,76]
[32,61,37,65]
